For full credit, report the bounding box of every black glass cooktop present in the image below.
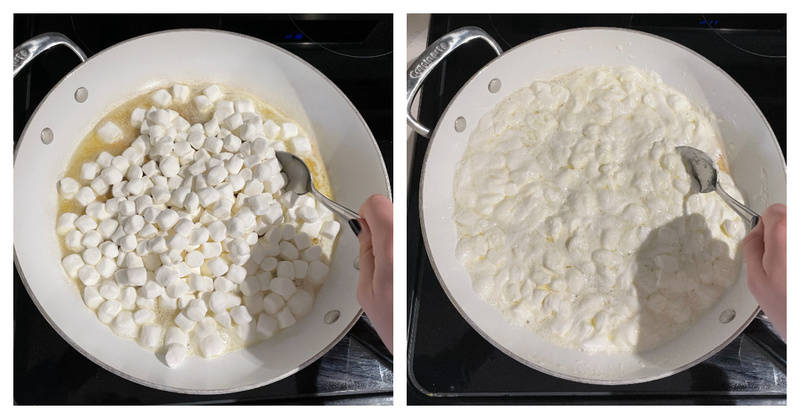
[14,13,392,405]
[407,14,785,405]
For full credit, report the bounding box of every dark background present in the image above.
[407,13,786,405]
[14,13,393,405]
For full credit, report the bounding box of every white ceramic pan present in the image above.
[15,29,390,394]
[408,27,785,384]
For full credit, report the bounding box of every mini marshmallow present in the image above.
[65,230,84,252]
[80,162,100,181]
[99,241,119,258]
[160,294,178,311]
[206,165,228,186]
[122,214,145,234]
[166,278,190,298]
[224,113,244,131]
[100,167,124,185]
[214,277,235,293]
[320,220,341,239]
[151,89,172,107]
[215,311,233,328]
[281,122,299,139]
[174,311,196,332]
[185,299,208,321]
[263,120,280,139]
[98,219,119,239]
[206,257,229,277]
[198,187,222,207]
[58,177,80,198]
[82,231,104,249]
[276,261,295,279]
[190,274,214,292]
[293,232,312,250]
[111,311,138,338]
[256,313,279,337]
[138,324,163,348]
[111,156,131,173]
[89,176,109,195]
[239,277,261,296]
[119,234,137,252]
[226,264,247,284]
[165,326,189,346]
[264,173,285,194]
[57,213,78,235]
[172,84,190,103]
[97,300,122,324]
[75,187,97,206]
[156,209,180,230]
[133,308,156,325]
[289,136,312,155]
[308,260,329,286]
[97,151,114,168]
[276,307,297,329]
[287,289,313,317]
[130,107,146,128]
[83,286,104,309]
[78,265,100,285]
[141,280,164,299]
[173,218,194,237]
[209,291,239,313]
[123,252,143,268]
[159,156,180,177]
[262,292,285,315]
[185,250,204,268]
[270,277,296,300]
[97,121,123,143]
[260,252,279,270]
[96,258,117,279]
[279,241,299,260]
[118,199,136,217]
[165,344,188,368]
[207,220,227,242]
[299,221,322,238]
[202,242,223,259]
[230,305,253,325]
[82,247,102,265]
[199,333,225,358]
[293,260,309,279]
[203,85,223,102]
[116,267,147,286]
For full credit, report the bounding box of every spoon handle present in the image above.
[716,185,760,231]
[312,189,362,236]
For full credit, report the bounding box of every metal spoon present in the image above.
[676,146,759,230]
[275,151,362,236]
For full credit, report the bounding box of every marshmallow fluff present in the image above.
[56,83,341,368]
[453,66,747,353]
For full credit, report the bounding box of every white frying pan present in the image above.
[14,29,390,394]
[408,27,785,384]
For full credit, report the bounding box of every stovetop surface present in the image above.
[14,13,392,405]
[407,14,786,405]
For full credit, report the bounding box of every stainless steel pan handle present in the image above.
[406,26,502,138]
[14,32,87,77]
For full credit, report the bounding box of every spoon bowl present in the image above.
[676,146,760,230]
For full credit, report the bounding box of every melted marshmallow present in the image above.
[454,66,746,353]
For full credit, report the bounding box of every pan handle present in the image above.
[406,26,502,138]
[14,32,87,77]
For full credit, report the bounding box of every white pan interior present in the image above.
[420,28,785,384]
[14,30,390,394]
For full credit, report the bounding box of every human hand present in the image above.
[356,194,393,353]
[742,204,786,340]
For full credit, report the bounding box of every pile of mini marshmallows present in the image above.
[56,84,341,368]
